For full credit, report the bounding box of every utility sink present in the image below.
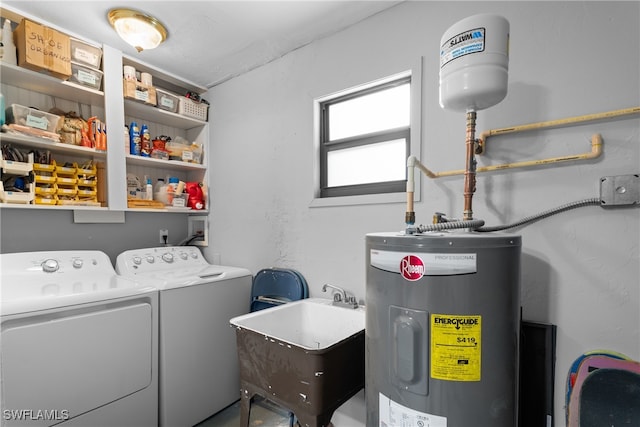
[230,298,365,427]
[231,297,364,350]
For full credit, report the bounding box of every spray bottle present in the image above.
[140,124,151,157]
[129,122,140,155]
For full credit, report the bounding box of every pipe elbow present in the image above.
[407,155,438,178]
[476,131,491,154]
[590,133,603,158]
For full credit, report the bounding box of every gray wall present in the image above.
[204,1,639,425]
[0,210,188,264]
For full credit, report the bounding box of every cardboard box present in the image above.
[14,18,72,79]
[123,80,156,105]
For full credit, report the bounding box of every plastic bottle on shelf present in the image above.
[145,177,153,200]
[154,178,165,194]
[154,178,167,204]
[124,125,129,153]
[1,19,17,65]
[167,177,179,206]
[168,177,179,191]
[98,121,107,151]
[129,122,140,155]
[140,124,151,157]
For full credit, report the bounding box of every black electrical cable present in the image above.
[179,232,204,246]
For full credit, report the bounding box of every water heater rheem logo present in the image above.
[400,255,425,281]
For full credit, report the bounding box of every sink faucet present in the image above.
[322,284,358,309]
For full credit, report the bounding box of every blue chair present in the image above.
[249,268,308,312]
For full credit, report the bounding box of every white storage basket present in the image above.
[179,97,209,121]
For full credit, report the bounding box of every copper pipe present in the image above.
[463,111,477,221]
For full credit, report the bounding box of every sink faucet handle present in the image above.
[322,283,347,301]
[322,284,358,308]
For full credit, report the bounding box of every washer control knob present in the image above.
[72,259,84,269]
[42,259,59,273]
[146,256,155,264]
[133,256,142,265]
[191,252,198,259]
[180,252,188,260]
[162,253,174,263]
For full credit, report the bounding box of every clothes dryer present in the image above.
[116,246,252,427]
[0,250,158,427]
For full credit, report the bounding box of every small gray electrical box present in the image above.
[600,174,640,206]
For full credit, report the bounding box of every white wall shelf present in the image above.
[125,154,206,171]
[1,8,209,215]
[124,99,206,130]
[121,55,207,96]
[1,63,104,106]
[0,202,107,211]
[0,132,107,159]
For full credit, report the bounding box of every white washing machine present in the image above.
[115,246,252,427]
[0,250,158,427]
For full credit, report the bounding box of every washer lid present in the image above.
[1,251,156,316]
[115,246,251,290]
[123,264,252,290]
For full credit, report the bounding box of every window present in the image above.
[318,75,412,198]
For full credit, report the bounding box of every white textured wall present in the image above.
[206,2,639,425]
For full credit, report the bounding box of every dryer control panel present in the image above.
[1,250,113,276]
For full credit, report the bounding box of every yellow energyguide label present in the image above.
[430,314,482,381]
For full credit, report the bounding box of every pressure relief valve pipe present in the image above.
[406,155,437,233]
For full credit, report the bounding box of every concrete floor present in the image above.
[195,398,294,427]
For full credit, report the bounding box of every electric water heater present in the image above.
[439,14,510,112]
[365,232,521,426]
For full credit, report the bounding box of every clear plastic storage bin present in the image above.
[69,61,103,90]
[5,104,62,133]
[70,38,103,69]
[156,88,180,113]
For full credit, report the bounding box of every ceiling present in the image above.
[2,1,402,90]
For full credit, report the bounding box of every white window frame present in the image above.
[311,61,422,207]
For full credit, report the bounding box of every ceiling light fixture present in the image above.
[107,8,168,52]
